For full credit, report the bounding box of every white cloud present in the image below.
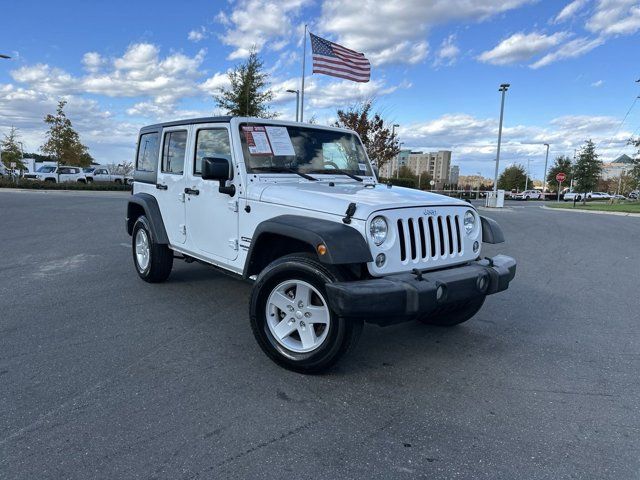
[433,35,460,67]
[188,27,207,42]
[217,0,308,59]
[12,43,207,103]
[319,0,534,66]
[553,0,588,23]
[478,31,568,65]
[591,79,604,87]
[529,36,603,68]
[587,0,640,36]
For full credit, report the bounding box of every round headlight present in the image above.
[464,210,476,236]
[369,216,388,246]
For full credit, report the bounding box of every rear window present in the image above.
[136,132,159,172]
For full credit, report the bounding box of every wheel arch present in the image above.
[243,215,372,279]
[126,193,169,244]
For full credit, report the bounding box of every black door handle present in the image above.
[184,187,200,196]
[156,183,168,190]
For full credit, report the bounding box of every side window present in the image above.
[194,129,231,175]
[162,130,187,175]
[136,132,159,172]
[59,167,70,174]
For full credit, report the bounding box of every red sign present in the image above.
[556,172,566,182]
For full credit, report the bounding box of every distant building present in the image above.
[601,154,634,180]
[450,165,459,186]
[405,150,452,188]
[380,149,411,177]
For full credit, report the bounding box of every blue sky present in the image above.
[1,0,639,178]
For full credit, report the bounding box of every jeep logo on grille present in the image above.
[423,209,437,216]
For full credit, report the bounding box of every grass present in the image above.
[547,201,640,214]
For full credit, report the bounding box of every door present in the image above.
[58,167,75,183]
[185,125,238,261]
[94,168,109,182]
[156,127,189,245]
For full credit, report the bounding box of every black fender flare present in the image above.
[126,193,169,244]
[480,216,505,244]
[243,215,372,278]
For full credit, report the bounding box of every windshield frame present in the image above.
[237,122,374,179]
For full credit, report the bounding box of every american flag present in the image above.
[310,32,371,83]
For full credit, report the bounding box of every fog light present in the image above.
[436,284,445,301]
[477,274,488,292]
[375,253,386,267]
[473,241,479,253]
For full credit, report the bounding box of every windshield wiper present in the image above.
[309,168,363,182]
[251,166,318,181]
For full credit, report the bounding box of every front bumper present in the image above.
[325,254,516,326]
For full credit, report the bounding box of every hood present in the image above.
[257,180,470,219]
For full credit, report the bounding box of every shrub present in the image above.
[379,177,417,188]
[0,178,131,191]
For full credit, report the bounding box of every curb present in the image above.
[477,206,514,212]
[541,205,640,218]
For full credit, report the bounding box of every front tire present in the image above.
[132,215,173,283]
[418,296,485,327]
[250,254,362,373]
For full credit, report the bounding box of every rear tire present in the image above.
[132,215,173,283]
[418,296,485,327]
[249,253,362,373]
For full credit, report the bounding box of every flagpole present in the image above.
[300,24,307,122]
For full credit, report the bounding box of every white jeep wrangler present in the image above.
[126,117,516,372]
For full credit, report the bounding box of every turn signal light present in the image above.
[317,244,327,256]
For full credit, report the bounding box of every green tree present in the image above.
[497,164,530,191]
[573,140,602,198]
[629,137,640,189]
[333,101,400,172]
[41,100,92,167]
[215,50,275,118]
[1,126,25,169]
[546,155,573,191]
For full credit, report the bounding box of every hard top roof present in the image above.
[140,116,233,132]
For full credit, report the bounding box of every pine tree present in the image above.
[546,155,573,191]
[573,140,602,198]
[41,100,92,167]
[1,126,25,169]
[215,50,275,118]
[497,164,530,191]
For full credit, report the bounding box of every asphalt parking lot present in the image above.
[1,190,639,479]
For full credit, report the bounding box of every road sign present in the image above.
[9,162,16,168]
[429,180,435,186]
[556,172,566,182]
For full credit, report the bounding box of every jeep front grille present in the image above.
[396,214,463,262]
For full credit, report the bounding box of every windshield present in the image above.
[37,166,56,173]
[84,167,95,173]
[239,123,372,177]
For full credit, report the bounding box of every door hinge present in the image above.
[180,224,186,236]
[228,238,239,251]
[228,200,238,212]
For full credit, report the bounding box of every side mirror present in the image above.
[201,156,235,196]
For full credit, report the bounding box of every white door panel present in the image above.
[185,124,238,261]
[156,127,190,245]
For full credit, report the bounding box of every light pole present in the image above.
[392,124,400,177]
[396,141,404,178]
[493,83,510,194]
[286,89,300,122]
[0,54,11,59]
[477,172,482,200]
[542,143,550,192]
[525,158,530,191]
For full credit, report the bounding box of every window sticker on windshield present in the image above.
[358,163,367,172]
[265,126,295,156]
[242,126,272,155]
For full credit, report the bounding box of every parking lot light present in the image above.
[542,143,550,193]
[493,83,510,194]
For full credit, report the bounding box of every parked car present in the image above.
[84,166,125,184]
[23,165,87,183]
[629,190,639,200]
[125,116,517,373]
[513,189,542,200]
[586,192,611,200]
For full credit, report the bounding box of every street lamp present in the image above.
[0,54,11,59]
[525,158,530,191]
[286,89,300,122]
[396,141,404,178]
[493,83,510,194]
[542,143,550,192]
